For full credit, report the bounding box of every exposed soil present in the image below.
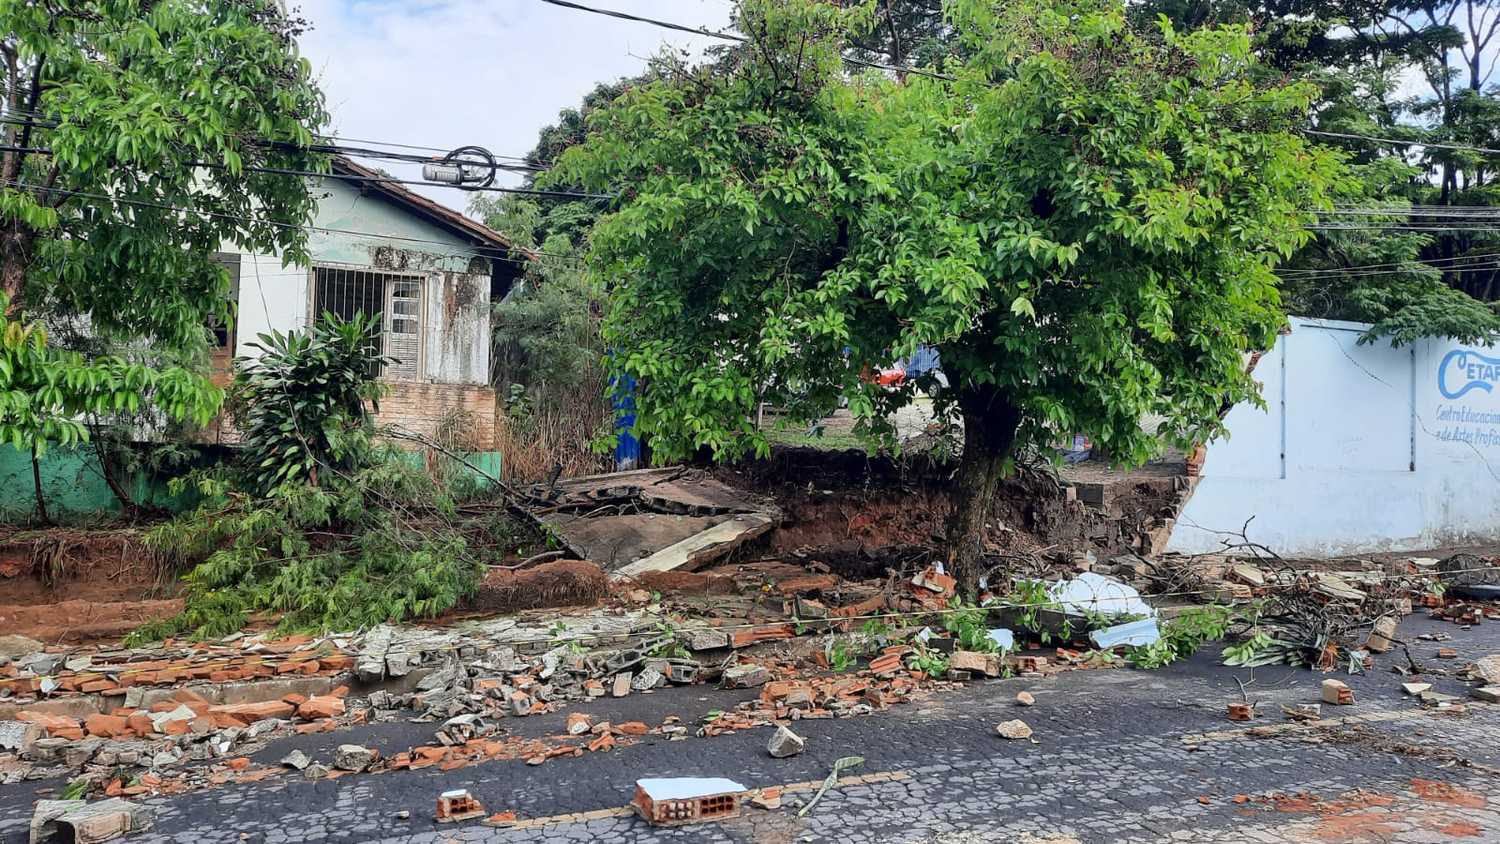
[466,559,609,614]
[0,528,181,643]
[710,446,1182,580]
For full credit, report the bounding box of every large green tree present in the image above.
[0,0,327,494]
[548,0,1342,587]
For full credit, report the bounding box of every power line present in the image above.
[0,179,582,267]
[0,142,597,200]
[533,0,959,82]
[1277,249,1500,277]
[0,110,552,176]
[1304,128,1500,157]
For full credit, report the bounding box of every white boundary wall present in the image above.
[1167,317,1500,557]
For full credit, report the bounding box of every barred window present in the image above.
[312,266,425,381]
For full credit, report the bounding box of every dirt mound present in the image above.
[633,570,740,595]
[467,560,609,613]
[0,528,180,643]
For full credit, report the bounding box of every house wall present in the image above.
[221,178,496,448]
[1167,317,1500,557]
[231,177,491,386]
[376,381,497,450]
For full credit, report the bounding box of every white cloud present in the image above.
[295,0,733,207]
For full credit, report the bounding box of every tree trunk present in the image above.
[89,429,139,517]
[944,384,1021,594]
[30,445,50,525]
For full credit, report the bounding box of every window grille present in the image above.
[210,252,241,349]
[311,266,424,380]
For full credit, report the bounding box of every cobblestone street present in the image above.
[6,614,1498,843]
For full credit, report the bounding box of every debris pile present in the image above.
[0,633,355,698]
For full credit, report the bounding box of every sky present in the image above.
[295,0,734,209]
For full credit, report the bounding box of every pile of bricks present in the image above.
[12,686,352,742]
[700,665,937,736]
[386,719,644,771]
[0,634,355,699]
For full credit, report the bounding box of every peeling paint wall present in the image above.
[423,271,490,384]
[228,177,493,387]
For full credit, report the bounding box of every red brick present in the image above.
[616,721,649,736]
[127,712,156,735]
[209,700,296,725]
[18,710,83,739]
[85,713,132,738]
[318,655,355,672]
[297,696,345,720]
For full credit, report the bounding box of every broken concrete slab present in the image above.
[31,798,152,844]
[614,514,776,579]
[1469,654,1500,685]
[0,634,45,660]
[333,744,378,772]
[0,719,42,754]
[528,468,779,575]
[1228,564,1266,588]
[722,663,771,689]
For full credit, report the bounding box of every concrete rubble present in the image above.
[30,797,152,844]
[994,719,1033,740]
[0,532,1494,811]
[766,724,805,758]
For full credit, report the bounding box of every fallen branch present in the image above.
[488,549,568,571]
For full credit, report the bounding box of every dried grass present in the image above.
[494,382,612,481]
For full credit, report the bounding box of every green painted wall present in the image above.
[0,445,504,522]
[0,445,189,522]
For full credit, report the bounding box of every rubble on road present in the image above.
[2,504,1496,809]
[30,797,152,844]
[632,777,747,827]
[766,724,805,758]
[995,719,1033,740]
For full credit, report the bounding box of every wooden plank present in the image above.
[613,515,775,578]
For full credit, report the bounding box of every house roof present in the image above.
[330,156,526,257]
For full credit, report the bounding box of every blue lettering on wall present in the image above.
[1438,349,1500,399]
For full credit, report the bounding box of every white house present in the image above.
[207,157,523,451]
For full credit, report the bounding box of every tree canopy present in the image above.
[547,0,1343,585]
[0,0,327,482]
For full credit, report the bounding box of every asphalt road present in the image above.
[6,613,1500,843]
